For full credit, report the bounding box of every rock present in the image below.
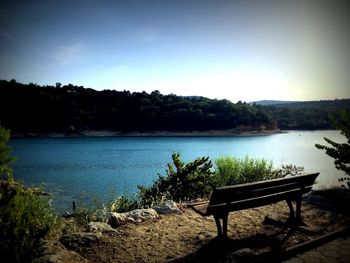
[108,212,128,227]
[196,234,206,242]
[60,232,102,250]
[233,248,253,258]
[87,222,116,233]
[32,240,88,263]
[62,211,74,218]
[108,208,158,227]
[154,200,182,214]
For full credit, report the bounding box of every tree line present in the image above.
[0,79,349,134]
[0,80,272,134]
[261,100,350,130]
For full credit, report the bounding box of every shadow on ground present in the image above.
[170,226,298,263]
[171,190,350,263]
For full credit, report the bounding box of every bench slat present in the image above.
[215,173,318,192]
[207,186,312,215]
[210,181,307,205]
[209,173,318,206]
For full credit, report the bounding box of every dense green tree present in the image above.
[1,79,349,133]
[0,126,55,262]
[0,125,16,177]
[315,110,350,176]
[0,79,278,133]
[137,153,213,206]
[265,100,350,130]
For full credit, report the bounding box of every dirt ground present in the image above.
[67,199,350,263]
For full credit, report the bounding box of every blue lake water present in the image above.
[9,130,346,211]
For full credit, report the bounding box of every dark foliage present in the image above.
[0,126,55,262]
[0,79,273,133]
[261,100,350,130]
[1,80,349,133]
[138,153,214,206]
[315,110,350,176]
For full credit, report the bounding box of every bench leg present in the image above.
[296,197,301,219]
[286,200,295,221]
[286,197,305,226]
[295,196,305,225]
[222,213,228,238]
[214,215,223,237]
[214,213,228,238]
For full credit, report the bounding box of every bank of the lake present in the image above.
[9,130,345,212]
[11,127,282,138]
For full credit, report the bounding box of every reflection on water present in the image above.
[10,130,346,211]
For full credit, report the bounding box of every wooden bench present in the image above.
[188,173,319,238]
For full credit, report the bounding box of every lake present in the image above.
[9,130,346,211]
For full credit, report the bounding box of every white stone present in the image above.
[154,200,182,214]
[108,208,158,227]
[87,222,116,233]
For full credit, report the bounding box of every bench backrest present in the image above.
[209,173,319,207]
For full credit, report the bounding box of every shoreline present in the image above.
[11,128,284,138]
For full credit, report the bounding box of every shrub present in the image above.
[0,125,56,262]
[0,125,15,177]
[212,156,276,187]
[138,152,214,205]
[0,178,56,262]
[72,193,110,225]
[109,195,139,213]
[315,110,350,176]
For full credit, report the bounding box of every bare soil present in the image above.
[67,200,350,263]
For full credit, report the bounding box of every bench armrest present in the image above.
[186,200,209,207]
[187,201,210,216]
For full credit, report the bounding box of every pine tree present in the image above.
[315,110,350,187]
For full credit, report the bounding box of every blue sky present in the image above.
[1,0,349,102]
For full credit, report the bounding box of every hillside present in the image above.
[0,80,274,135]
[249,100,296,105]
[0,80,349,134]
[261,99,350,130]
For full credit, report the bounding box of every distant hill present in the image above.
[0,79,275,135]
[251,99,350,108]
[268,99,350,110]
[260,99,350,130]
[1,79,349,133]
[249,100,296,105]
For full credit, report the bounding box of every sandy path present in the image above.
[69,201,349,263]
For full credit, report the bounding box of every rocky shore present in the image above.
[34,192,349,263]
[12,126,282,138]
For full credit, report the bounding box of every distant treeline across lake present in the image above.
[1,79,350,135]
[10,130,346,212]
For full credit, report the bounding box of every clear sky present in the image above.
[1,0,349,102]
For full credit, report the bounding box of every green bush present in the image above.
[109,195,140,213]
[138,153,214,206]
[0,126,15,177]
[316,110,350,176]
[73,192,140,225]
[0,125,56,262]
[0,178,56,262]
[212,156,276,187]
[72,193,109,225]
